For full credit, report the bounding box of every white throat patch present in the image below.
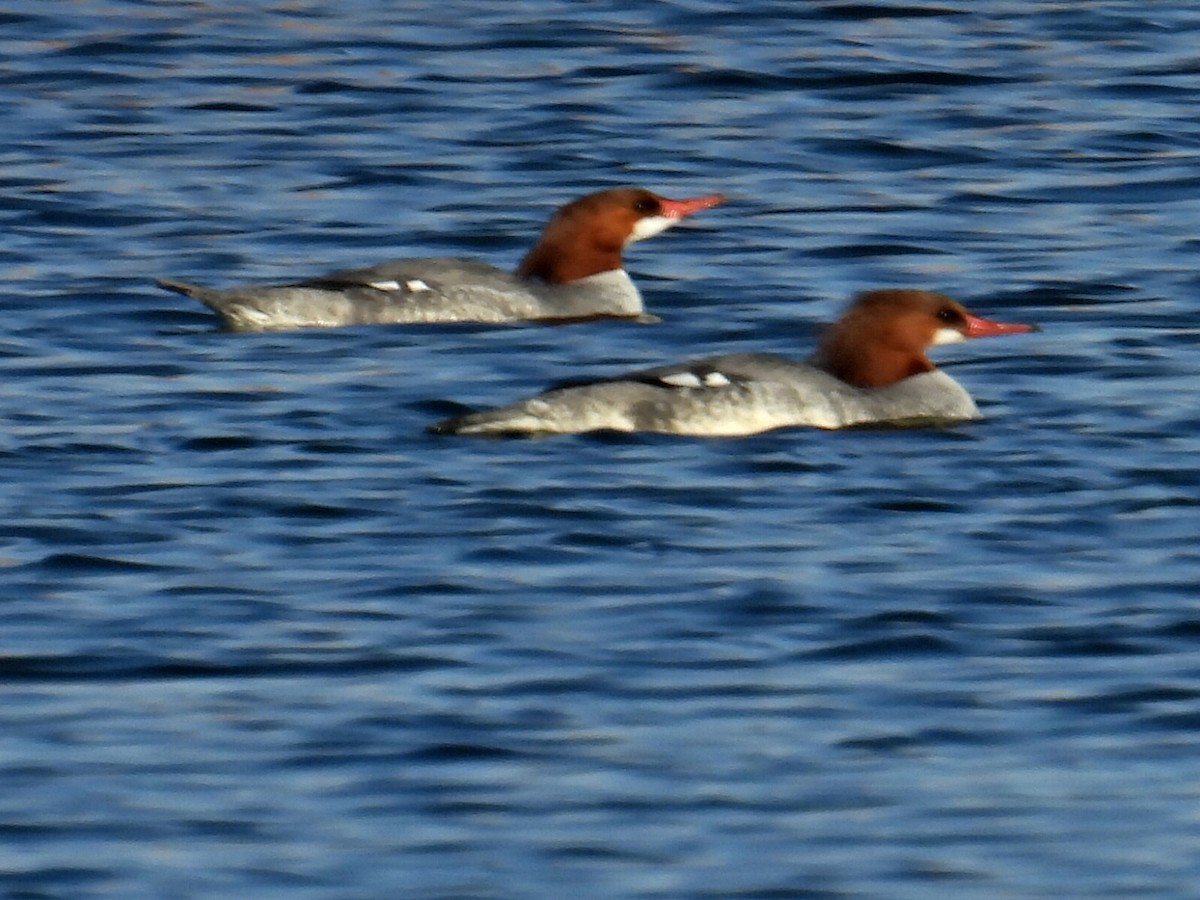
[626,215,677,244]
[932,327,966,346]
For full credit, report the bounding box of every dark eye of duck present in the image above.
[936,307,964,325]
[632,197,659,215]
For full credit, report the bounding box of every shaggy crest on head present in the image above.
[809,288,1032,388]
[516,188,724,283]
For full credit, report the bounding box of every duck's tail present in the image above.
[427,404,548,436]
[155,277,224,308]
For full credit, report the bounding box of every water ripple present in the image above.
[3,2,1200,898]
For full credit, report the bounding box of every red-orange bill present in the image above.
[658,194,726,218]
[963,311,1040,338]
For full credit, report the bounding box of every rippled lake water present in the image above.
[4,1,1200,897]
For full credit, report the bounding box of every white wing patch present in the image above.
[658,370,732,388]
[367,279,432,293]
[659,372,702,387]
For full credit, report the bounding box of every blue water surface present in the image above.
[3,1,1200,898]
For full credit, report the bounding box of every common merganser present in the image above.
[156,187,724,331]
[428,289,1038,437]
